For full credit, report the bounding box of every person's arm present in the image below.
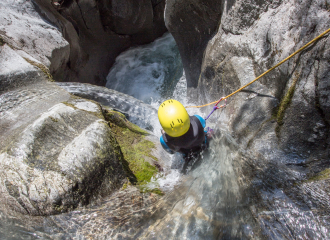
[160,135,174,154]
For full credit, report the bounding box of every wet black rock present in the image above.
[164,0,222,89]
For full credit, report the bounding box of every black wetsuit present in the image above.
[160,115,206,156]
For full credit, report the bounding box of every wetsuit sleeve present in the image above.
[160,135,174,154]
[194,115,206,128]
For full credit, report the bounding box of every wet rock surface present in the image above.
[0,78,167,217]
[57,82,158,131]
[0,78,170,239]
[40,185,163,239]
[1,0,171,238]
[166,0,330,238]
[0,81,127,215]
[164,0,223,88]
[1,32,168,220]
[33,0,167,85]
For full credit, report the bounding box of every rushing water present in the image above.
[106,32,183,104]
[2,33,329,240]
[104,32,329,239]
[104,33,261,239]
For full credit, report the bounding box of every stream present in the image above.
[106,32,259,239]
[1,32,329,240]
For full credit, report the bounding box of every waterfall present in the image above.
[3,32,327,240]
[104,32,329,239]
[106,32,183,105]
[104,33,259,238]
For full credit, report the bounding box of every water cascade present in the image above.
[106,33,183,104]
[103,32,329,239]
[104,32,259,238]
[1,32,329,240]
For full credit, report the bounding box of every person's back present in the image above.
[158,99,207,159]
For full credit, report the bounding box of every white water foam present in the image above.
[106,33,183,104]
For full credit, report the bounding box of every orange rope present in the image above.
[186,27,330,108]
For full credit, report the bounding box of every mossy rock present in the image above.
[275,72,299,137]
[105,110,163,193]
[306,169,330,182]
[0,36,5,46]
[23,57,54,82]
[104,110,149,135]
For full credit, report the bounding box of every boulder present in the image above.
[56,82,158,130]
[98,0,153,35]
[1,78,167,216]
[1,41,168,217]
[198,0,330,163]
[164,0,222,88]
[32,0,168,85]
[165,0,330,237]
[0,0,69,81]
[0,78,127,215]
[0,44,44,92]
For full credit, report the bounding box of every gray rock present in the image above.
[0,48,168,218]
[0,1,170,231]
[33,0,167,85]
[165,0,330,237]
[0,0,69,77]
[0,82,128,215]
[56,82,158,131]
[0,45,44,92]
[98,0,153,35]
[40,185,162,239]
[164,0,223,88]
[0,75,169,217]
[198,0,330,161]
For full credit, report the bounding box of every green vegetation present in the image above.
[139,186,164,196]
[62,101,77,109]
[104,110,162,194]
[23,57,54,82]
[0,36,4,46]
[122,182,128,190]
[49,116,58,122]
[307,169,330,182]
[275,72,300,137]
[104,110,149,135]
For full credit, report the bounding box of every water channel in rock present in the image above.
[1,32,329,240]
[104,32,260,239]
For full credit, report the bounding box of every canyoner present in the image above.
[158,99,212,161]
[157,27,330,161]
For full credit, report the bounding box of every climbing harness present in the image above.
[187,27,330,120]
[204,98,226,120]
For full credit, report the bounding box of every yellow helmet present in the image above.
[158,99,190,137]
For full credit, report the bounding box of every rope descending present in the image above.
[186,27,330,110]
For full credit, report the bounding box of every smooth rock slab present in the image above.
[0,81,128,216]
[0,44,44,92]
[0,0,69,73]
[57,82,158,131]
